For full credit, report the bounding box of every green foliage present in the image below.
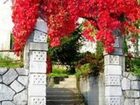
[123,23,140,57]
[75,41,104,77]
[123,37,128,54]
[0,55,23,68]
[95,41,104,59]
[48,28,83,74]
[75,63,91,78]
[52,66,67,74]
[131,58,140,76]
[48,65,68,77]
[133,66,140,76]
[48,73,68,77]
[126,56,140,76]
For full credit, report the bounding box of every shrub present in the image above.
[48,65,68,77]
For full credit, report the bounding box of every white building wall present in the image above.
[0,0,13,50]
[0,1,19,59]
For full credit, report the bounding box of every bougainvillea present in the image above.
[80,0,140,53]
[12,0,40,55]
[40,0,79,47]
[12,0,140,55]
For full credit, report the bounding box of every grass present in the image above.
[0,55,23,68]
[48,73,68,77]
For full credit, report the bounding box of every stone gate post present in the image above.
[24,18,48,105]
[104,31,124,105]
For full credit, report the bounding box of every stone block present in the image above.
[10,80,24,93]
[0,68,7,75]
[121,78,130,90]
[131,81,140,90]
[128,73,139,81]
[105,65,122,75]
[114,37,120,47]
[29,97,46,105]
[113,48,123,56]
[29,74,46,85]
[28,85,46,96]
[135,99,140,105]
[16,68,28,76]
[17,76,28,87]
[124,91,140,98]
[29,61,46,73]
[35,18,48,33]
[2,101,15,105]
[104,55,122,65]
[30,51,46,62]
[3,69,18,85]
[123,72,130,77]
[13,90,27,105]
[29,42,48,51]
[113,29,122,36]
[105,97,122,105]
[23,43,30,69]
[105,75,121,86]
[33,31,47,42]
[0,84,15,101]
[124,99,135,105]
[105,86,122,96]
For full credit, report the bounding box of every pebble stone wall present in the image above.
[105,55,140,105]
[80,55,140,105]
[0,68,28,105]
[0,18,47,105]
[122,72,140,105]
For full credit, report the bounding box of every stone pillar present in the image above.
[89,73,105,105]
[24,18,48,105]
[104,31,124,105]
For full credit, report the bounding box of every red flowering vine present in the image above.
[12,0,39,55]
[79,0,140,53]
[12,0,140,55]
[40,0,79,47]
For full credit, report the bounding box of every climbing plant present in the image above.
[12,0,140,55]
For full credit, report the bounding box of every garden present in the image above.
[0,0,140,105]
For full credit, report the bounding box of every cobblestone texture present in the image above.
[0,68,28,105]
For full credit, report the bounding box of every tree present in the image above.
[48,28,83,74]
[12,0,140,55]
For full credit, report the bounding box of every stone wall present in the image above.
[0,68,28,105]
[122,72,140,105]
[79,70,140,105]
[79,73,105,105]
